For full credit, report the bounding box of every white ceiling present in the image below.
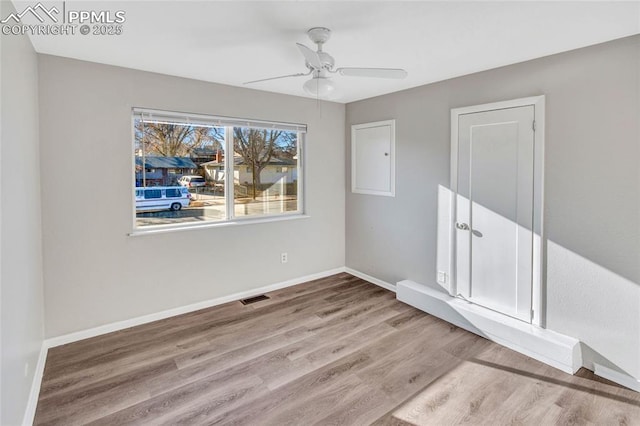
[18,1,640,103]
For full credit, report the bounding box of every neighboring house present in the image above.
[135,156,198,186]
[190,147,223,166]
[202,155,297,187]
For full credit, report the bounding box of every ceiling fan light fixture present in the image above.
[303,77,337,99]
[244,27,407,101]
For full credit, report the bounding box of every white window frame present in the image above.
[130,108,306,235]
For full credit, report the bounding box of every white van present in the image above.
[135,186,191,212]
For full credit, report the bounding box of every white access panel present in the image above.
[351,120,395,196]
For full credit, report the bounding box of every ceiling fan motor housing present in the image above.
[305,27,335,70]
[318,52,335,69]
[307,27,331,45]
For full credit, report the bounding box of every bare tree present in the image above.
[135,121,223,157]
[233,128,283,199]
[274,131,298,160]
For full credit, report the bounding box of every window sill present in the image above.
[128,213,310,237]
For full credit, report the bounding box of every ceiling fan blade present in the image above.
[337,68,408,79]
[296,43,323,69]
[243,72,309,85]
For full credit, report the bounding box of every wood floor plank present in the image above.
[34,359,176,425]
[255,373,367,425]
[45,275,362,374]
[262,319,399,390]
[383,358,495,425]
[87,373,266,426]
[204,350,375,425]
[41,279,377,398]
[312,382,394,426]
[256,272,359,305]
[172,282,389,370]
[485,375,567,425]
[34,273,640,425]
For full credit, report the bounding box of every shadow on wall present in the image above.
[436,184,541,321]
[436,185,640,382]
[581,342,639,390]
[546,240,640,381]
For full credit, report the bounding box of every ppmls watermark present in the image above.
[1,2,125,36]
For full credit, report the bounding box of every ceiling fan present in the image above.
[244,27,408,99]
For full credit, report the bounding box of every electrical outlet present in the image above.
[281,252,288,264]
[437,271,447,284]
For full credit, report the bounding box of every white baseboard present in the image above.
[396,279,581,375]
[44,267,393,350]
[45,267,345,349]
[23,267,346,424]
[594,363,640,392]
[22,343,48,426]
[344,267,396,293]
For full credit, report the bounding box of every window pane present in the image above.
[165,188,181,198]
[134,118,226,227]
[232,127,299,218]
[144,189,162,199]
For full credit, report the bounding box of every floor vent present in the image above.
[240,294,270,305]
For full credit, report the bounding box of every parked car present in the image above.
[135,186,191,212]
[178,175,206,188]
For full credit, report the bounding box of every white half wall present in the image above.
[0,1,46,423]
[38,55,346,338]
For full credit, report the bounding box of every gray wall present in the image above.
[38,55,345,338]
[0,1,46,423]
[346,36,640,379]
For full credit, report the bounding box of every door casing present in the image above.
[449,96,545,327]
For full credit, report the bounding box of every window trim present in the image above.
[128,213,311,237]
[130,108,306,234]
[132,107,307,133]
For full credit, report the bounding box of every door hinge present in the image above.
[532,120,537,132]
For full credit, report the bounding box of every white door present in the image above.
[456,106,535,322]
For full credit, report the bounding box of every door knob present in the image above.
[456,222,470,231]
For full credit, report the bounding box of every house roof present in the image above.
[136,156,197,169]
[202,157,296,167]
[191,147,220,157]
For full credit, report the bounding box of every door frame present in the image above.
[449,95,545,326]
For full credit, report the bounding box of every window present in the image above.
[133,108,305,230]
[165,188,182,198]
[144,189,162,199]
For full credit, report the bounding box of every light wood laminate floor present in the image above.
[35,273,640,425]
